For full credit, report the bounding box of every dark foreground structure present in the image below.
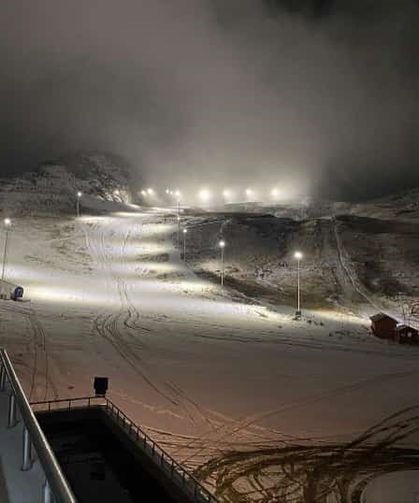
[0,348,216,503]
[33,399,213,503]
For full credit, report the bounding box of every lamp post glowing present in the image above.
[177,215,181,247]
[182,228,187,261]
[294,251,303,316]
[219,240,226,286]
[76,191,82,217]
[198,189,211,205]
[2,219,11,281]
[175,190,181,216]
[222,189,232,202]
[245,188,253,200]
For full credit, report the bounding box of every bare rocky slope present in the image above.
[0,152,132,216]
[181,189,419,323]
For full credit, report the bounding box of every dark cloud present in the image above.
[1,0,418,200]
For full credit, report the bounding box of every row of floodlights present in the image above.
[139,187,283,201]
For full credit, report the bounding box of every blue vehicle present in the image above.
[0,281,24,301]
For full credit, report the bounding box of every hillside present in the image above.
[0,152,132,217]
[181,189,419,326]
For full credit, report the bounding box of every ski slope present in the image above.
[0,204,418,501]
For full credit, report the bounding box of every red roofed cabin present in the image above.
[394,324,419,345]
[370,313,397,339]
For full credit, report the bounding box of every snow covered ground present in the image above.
[0,186,418,501]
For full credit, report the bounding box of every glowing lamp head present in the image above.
[147,188,154,195]
[174,190,180,198]
[271,188,279,198]
[4,218,11,227]
[198,189,211,203]
[222,189,231,198]
[77,191,82,198]
[294,251,303,260]
[165,189,170,194]
[219,240,226,249]
[183,228,188,234]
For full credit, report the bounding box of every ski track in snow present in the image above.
[83,215,227,441]
[1,205,418,502]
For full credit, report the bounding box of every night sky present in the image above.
[1,0,418,200]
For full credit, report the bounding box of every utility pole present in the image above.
[177,215,181,247]
[183,228,187,261]
[294,251,303,317]
[76,191,82,217]
[2,219,12,281]
[219,240,226,286]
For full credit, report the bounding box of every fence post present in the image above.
[42,479,53,503]
[8,393,17,427]
[22,427,33,471]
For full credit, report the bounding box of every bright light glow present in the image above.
[294,251,303,260]
[198,189,212,203]
[4,218,11,227]
[147,188,154,195]
[222,189,232,199]
[245,188,255,199]
[183,228,188,234]
[140,190,147,196]
[77,191,82,198]
[271,188,280,198]
[114,189,120,196]
[165,189,170,194]
[219,240,226,248]
[174,190,180,198]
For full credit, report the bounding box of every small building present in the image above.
[370,313,397,339]
[394,324,419,345]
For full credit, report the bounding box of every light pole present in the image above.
[174,190,181,214]
[219,240,226,286]
[177,215,181,247]
[76,191,82,217]
[2,218,12,281]
[182,228,187,261]
[294,251,303,317]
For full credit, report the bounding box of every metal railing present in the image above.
[31,395,218,503]
[0,348,77,503]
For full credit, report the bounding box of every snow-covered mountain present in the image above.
[0,152,132,216]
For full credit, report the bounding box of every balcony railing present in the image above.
[0,348,76,503]
[31,395,218,503]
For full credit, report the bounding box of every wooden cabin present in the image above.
[394,324,419,345]
[370,313,397,339]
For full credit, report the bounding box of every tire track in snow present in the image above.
[84,215,220,431]
[0,302,57,401]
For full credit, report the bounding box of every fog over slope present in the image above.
[1,0,418,200]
